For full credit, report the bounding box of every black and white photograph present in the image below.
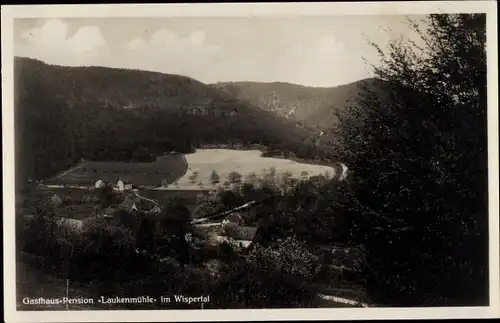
[2,2,499,322]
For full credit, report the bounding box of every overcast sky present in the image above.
[14,16,426,87]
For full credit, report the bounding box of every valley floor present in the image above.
[44,149,336,189]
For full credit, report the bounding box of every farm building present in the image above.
[119,195,142,212]
[95,180,106,189]
[119,194,158,213]
[117,179,125,192]
[217,225,258,250]
[115,179,133,192]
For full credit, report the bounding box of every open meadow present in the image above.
[167,149,336,189]
[46,154,188,187]
[45,149,336,190]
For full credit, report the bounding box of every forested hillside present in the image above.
[212,79,383,131]
[15,57,329,188]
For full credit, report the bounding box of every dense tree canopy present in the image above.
[15,57,333,189]
[330,14,488,306]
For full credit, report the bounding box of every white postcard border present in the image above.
[2,2,498,322]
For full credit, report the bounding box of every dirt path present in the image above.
[133,192,161,207]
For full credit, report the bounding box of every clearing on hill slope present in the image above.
[212,79,385,131]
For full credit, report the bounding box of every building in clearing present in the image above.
[119,195,142,212]
[222,212,245,226]
[217,225,258,250]
[95,179,106,189]
[119,193,157,213]
[117,179,125,192]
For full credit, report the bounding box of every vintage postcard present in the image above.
[2,1,499,322]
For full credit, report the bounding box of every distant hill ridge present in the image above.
[212,78,382,131]
[15,57,332,188]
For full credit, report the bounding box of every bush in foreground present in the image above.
[331,14,488,306]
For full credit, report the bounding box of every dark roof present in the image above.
[193,226,217,238]
[224,213,244,224]
[221,226,258,241]
[119,195,144,209]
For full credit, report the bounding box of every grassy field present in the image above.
[172,149,335,188]
[37,187,92,200]
[46,155,188,187]
[35,148,336,220]
[43,149,335,190]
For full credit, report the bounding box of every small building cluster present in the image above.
[91,178,161,216]
[94,178,133,192]
[114,179,133,192]
[193,202,259,251]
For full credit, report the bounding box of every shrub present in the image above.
[211,258,318,308]
[227,171,242,184]
[209,170,220,184]
[247,236,319,282]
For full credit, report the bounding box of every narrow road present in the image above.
[133,192,161,207]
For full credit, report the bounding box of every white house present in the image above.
[117,179,125,192]
[95,179,105,189]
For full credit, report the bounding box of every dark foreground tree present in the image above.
[157,199,194,264]
[331,14,488,306]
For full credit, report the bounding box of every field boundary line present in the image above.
[50,162,86,181]
[133,192,161,207]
